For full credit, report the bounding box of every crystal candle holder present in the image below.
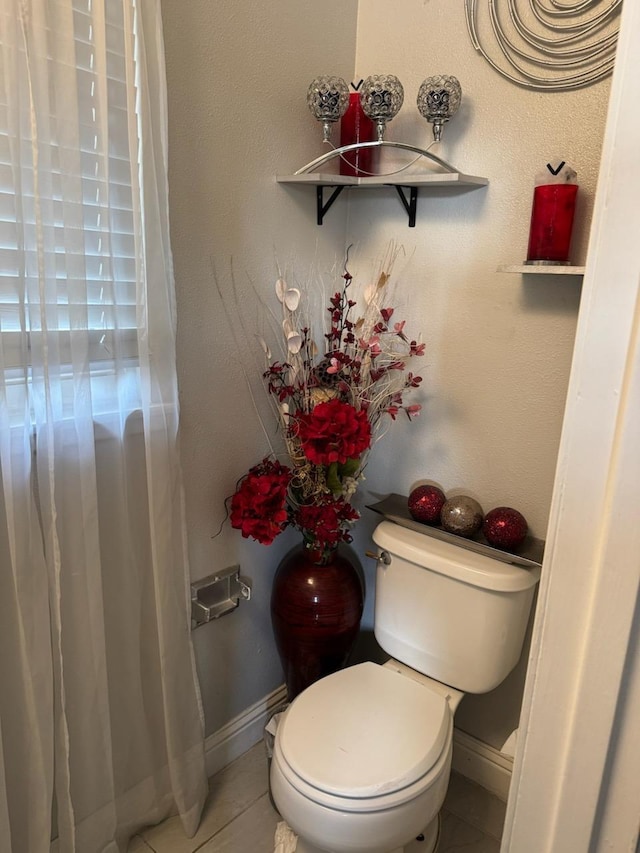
[306,76,350,142]
[417,75,462,142]
[360,74,404,141]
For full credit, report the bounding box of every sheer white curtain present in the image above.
[0,1,207,851]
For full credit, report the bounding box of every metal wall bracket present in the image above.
[392,185,418,227]
[314,183,417,226]
[316,185,345,225]
[191,565,251,627]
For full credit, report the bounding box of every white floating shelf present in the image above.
[277,172,489,188]
[277,172,489,226]
[498,264,585,276]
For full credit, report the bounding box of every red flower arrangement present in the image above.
[295,399,371,465]
[230,251,425,560]
[230,459,291,546]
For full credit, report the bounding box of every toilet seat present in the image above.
[275,662,451,811]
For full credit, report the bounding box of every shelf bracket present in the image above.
[392,185,418,227]
[317,183,418,227]
[316,185,345,225]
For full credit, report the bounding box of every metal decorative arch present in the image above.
[464,0,622,90]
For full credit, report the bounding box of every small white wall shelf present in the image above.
[498,264,585,276]
[277,172,489,227]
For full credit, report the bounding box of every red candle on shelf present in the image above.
[526,162,578,265]
[340,91,376,177]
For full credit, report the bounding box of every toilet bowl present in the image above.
[270,520,540,852]
[270,661,463,853]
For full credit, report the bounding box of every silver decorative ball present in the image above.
[440,495,483,538]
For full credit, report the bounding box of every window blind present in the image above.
[0,0,138,372]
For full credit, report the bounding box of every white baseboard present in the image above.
[452,727,514,802]
[204,684,288,779]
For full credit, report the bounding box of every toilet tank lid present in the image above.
[373,521,541,592]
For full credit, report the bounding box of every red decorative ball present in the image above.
[408,485,446,525]
[483,507,528,551]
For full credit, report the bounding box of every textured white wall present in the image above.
[162,0,612,747]
[350,0,611,746]
[161,0,358,735]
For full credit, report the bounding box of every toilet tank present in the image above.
[372,520,540,694]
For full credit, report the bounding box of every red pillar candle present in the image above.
[339,92,376,177]
[526,183,578,264]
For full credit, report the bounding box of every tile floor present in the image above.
[129,743,505,853]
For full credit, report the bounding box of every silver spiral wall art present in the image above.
[464,0,621,91]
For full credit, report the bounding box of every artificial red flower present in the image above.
[358,335,381,356]
[230,459,291,545]
[296,497,360,548]
[294,399,371,466]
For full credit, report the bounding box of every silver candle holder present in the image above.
[417,75,462,142]
[360,74,404,141]
[306,76,350,142]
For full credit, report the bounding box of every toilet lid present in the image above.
[278,662,450,799]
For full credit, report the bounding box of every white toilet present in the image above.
[270,520,541,853]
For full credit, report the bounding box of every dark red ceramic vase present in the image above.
[271,541,364,701]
